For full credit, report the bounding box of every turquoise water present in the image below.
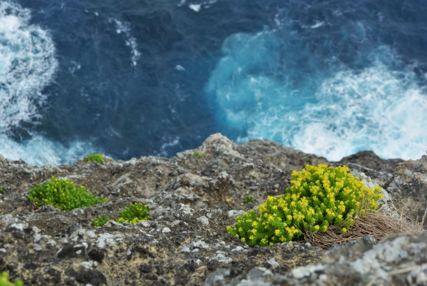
[2,0,427,165]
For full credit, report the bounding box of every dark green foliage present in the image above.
[0,187,3,193]
[92,214,111,227]
[194,151,204,158]
[28,176,108,211]
[117,203,150,224]
[86,154,104,164]
[0,272,23,286]
[244,196,255,203]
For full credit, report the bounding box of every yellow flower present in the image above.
[275,229,281,236]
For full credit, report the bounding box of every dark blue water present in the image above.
[2,0,427,165]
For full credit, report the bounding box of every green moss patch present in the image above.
[28,177,108,211]
[85,154,104,164]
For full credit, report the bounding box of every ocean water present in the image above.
[1,0,427,165]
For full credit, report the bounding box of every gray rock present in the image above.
[0,133,426,285]
[197,216,210,226]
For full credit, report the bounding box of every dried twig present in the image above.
[303,207,425,249]
[365,265,421,286]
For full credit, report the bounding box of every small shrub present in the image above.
[194,151,204,158]
[227,164,383,247]
[0,187,3,194]
[244,196,255,203]
[0,272,22,286]
[117,203,150,224]
[92,214,111,227]
[86,154,104,164]
[28,176,108,211]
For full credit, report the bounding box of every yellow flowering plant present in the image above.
[28,176,108,211]
[227,164,383,247]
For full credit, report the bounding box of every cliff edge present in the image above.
[0,133,426,285]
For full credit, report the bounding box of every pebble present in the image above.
[197,216,209,226]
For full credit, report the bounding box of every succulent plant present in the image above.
[117,203,150,224]
[227,164,383,247]
[0,272,22,286]
[92,214,111,227]
[244,196,255,203]
[28,177,108,211]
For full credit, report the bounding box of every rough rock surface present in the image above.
[0,133,426,285]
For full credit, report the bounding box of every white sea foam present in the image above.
[109,18,141,66]
[207,27,427,161]
[310,21,324,29]
[291,58,427,161]
[0,1,100,166]
[246,58,427,161]
[189,4,201,12]
[157,137,180,157]
[0,134,98,166]
[0,0,58,132]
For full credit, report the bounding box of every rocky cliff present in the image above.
[0,133,426,286]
